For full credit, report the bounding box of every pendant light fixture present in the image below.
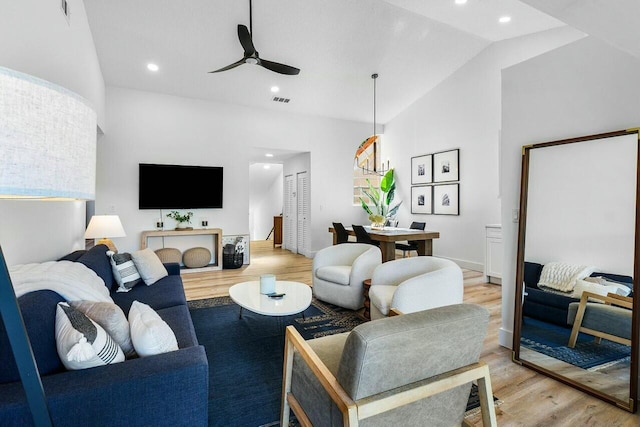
[355,73,389,176]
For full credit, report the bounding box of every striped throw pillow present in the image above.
[108,251,142,292]
[55,302,125,370]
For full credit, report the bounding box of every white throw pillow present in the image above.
[128,301,178,357]
[584,276,631,297]
[55,302,125,370]
[69,300,136,357]
[572,279,625,300]
[131,248,168,285]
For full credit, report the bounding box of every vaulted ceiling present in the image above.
[83,0,639,124]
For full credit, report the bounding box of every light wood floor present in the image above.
[182,241,640,426]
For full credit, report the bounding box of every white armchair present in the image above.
[369,256,463,320]
[313,244,382,310]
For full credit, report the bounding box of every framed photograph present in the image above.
[433,149,459,182]
[433,184,459,215]
[411,154,432,185]
[411,186,432,214]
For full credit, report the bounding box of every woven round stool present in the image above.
[154,248,182,264]
[183,247,211,268]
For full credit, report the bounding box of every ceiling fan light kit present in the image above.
[209,0,300,76]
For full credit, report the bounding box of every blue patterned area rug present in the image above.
[520,316,631,370]
[188,296,365,427]
[190,297,498,427]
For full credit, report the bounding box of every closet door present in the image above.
[296,171,309,255]
[283,174,297,252]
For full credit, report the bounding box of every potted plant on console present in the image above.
[167,210,193,230]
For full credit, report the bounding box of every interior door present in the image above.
[283,174,297,253]
[296,171,309,256]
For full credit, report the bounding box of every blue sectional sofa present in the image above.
[522,261,633,327]
[0,245,209,426]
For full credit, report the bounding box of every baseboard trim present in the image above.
[499,327,513,349]
[438,256,484,273]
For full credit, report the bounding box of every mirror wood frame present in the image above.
[512,128,640,412]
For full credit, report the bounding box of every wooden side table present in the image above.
[362,279,372,321]
[273,215,283,247]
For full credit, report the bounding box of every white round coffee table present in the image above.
[229,280,312,318]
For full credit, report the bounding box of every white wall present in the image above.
[525,134,636,275]
[0,0,106,265]
[500,36,640,348]
[249,164,283,241]
[97,87,371,254]
[0,200,87,265]
[383,26,583,270]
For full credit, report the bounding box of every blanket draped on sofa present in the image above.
[9,261,112,302]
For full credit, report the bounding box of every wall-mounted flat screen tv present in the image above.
[139,163,223,209]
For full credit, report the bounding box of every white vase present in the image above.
[176,222,187,230]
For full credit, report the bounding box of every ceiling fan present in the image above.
[209,0,300,75]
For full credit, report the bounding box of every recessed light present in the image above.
[455,0,467,5]
[147,63,159,72]
[270,86,280,93]
[264,165,271,169]
[265,153,274,158]
[499,16,511,23]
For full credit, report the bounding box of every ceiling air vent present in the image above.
[61,0,70,23]
[272,96,290,103]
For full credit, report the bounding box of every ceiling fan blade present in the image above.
[208,59,245,73]
[237,25,256,57]
[259,59,300,75]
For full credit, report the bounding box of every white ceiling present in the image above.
[83,0,566,124]
[83,0,640,125]
[520,0,640,59]
[384,0,565,41]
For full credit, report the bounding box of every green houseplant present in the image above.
[359,168,402,228]
[166,211,193,229]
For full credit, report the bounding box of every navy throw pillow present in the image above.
[0,290,65,384]
[77,244,114,289]
[57,249,87,262]
[523,262,544,288]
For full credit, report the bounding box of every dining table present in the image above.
[328,226,440,262]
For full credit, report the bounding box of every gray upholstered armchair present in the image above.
[312,243,382,310]
[567,291,633,347]
[281,304,497,427]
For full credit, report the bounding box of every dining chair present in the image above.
[395,221,426,257]
[352,225,379,246]
[332,222,353,244]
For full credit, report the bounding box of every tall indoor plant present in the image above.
[359,168,402,228]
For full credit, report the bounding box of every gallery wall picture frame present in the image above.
[433,149,459,183]
[411,185,432,214]
[433,183,459,215]
[411,154,433,185]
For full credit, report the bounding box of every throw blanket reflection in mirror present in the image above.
[537,262,596,294]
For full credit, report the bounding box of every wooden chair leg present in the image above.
[476,366,498,427]
[568,294,589,348]
[280,332,295,427]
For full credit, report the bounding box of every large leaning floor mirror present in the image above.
[513,129,640,412]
